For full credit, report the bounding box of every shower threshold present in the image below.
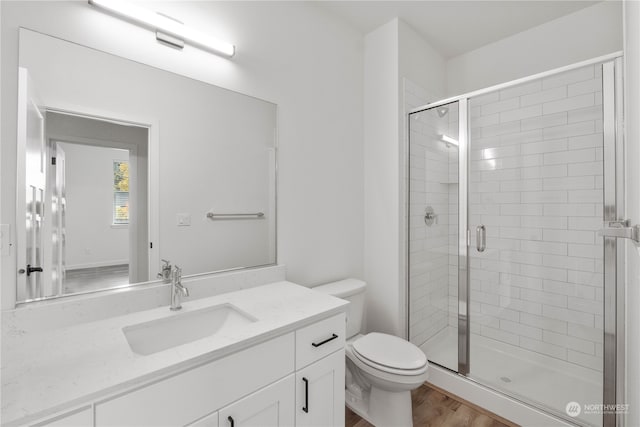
[421,326,601,427]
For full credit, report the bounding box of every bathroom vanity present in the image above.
[2,282,347,426]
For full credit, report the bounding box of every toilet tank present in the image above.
[312,279,366,339]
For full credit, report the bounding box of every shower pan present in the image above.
[408,54,625,427]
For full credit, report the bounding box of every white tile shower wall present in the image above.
[407,79,459,347]
[468,64,604,372]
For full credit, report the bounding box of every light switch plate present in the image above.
[1,224,11,256]
[176,213,191,226]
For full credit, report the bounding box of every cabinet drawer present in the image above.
[95,333,294,426]
[295,314,345,369]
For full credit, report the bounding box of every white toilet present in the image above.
[313,279,428,427]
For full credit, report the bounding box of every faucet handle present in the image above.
[157,259,172,282]
[173,265,182,278]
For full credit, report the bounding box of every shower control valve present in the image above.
[424,206,438,226]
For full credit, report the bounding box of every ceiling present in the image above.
[318,1,600,58]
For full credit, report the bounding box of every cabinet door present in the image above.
[219,375,294,427]
[95,334,294,426]
[295,350,345,427]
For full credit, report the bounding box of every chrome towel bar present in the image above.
[206,212,265,219]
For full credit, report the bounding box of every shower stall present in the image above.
[408,54,624,427]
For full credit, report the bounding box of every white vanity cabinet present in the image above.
[294,314,346,427]
[26,312,346,427]
[94,333,295,426]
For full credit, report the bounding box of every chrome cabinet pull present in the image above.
[476,225,486,252]
[311,333,338,348]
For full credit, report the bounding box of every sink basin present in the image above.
[123,304,257,355]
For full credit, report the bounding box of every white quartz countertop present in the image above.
[2,281,348,425]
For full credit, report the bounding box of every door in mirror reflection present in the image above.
[17,68,47,301]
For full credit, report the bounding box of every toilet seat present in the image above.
[351,333,427,376]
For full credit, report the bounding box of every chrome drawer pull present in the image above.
[311,333,338,348]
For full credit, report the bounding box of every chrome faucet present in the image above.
[170,265,189,311]
[157,259,172,283]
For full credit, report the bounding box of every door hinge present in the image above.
[51,156,56,165]
[599,219,640,243]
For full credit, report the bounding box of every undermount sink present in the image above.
[123,304,257,356]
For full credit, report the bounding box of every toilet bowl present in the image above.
[349,333,428,389]
[312,279,428,426]
[345,333,428,426]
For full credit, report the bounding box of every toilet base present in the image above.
[346,385,414,427]
[369,387,413,426]
[345,387,369,420]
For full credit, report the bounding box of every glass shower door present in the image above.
[466,62,611,426]
[408,101,460,372]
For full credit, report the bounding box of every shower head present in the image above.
[436,107,448,118]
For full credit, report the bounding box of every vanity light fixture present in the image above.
[88,0,235,58]
[440,134,459,147]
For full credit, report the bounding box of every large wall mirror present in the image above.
[17,28,277,303]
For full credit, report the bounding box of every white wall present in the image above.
[399,22,446,102]
[446,1,623,96]
[60,143,129,269]
[364,18,446,336]
[364,19,400,336]
[1,1,364,309]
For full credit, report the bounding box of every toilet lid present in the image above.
[352,333,427,371]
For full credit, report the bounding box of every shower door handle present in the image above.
[476,225,486,252]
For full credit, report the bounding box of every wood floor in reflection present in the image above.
[345,382,519,427]
[64,264,129,294]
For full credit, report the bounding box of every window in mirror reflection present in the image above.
[113,160,130,225]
